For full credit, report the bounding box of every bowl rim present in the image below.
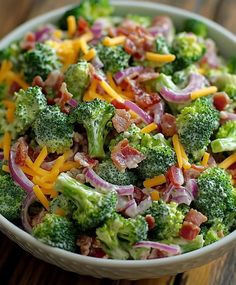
[0,0,236,269]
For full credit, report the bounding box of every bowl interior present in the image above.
[0,0,236,279]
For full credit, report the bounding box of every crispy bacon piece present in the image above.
[213,92,230,111]
[111,139,146,171]
[160,113,177,137]
[166,165,184,187]
[77,236,107,258]
[179,221,200,240]
[77,17,89,35]
[15,138,28,166]
[74,152,98,168]
[185,209,207,227]
[20,32,36,50]
[145,214,156,230]
[55,82,73,113]
[112,109,132,133]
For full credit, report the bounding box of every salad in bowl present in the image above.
[1,0,236,262]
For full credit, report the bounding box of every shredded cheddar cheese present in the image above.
[146,52,176,63]
[60,161,81,172]
[103,36,126,46]
[33,146,48,168]
[201,152,210,167]
[172,134,183,169]
[25,157,50,176]
[218,153,236,169]
[67,16,77,38]
[150,190,160,201]
[179,142,191,170]
[99,80,124,102]
[2,165,10,173]
[3,132,11,160]
[191,86,218,100]
[140,123,158,134]
[83,48,96,61]
[143,174,166,188]
[33,185,50,210]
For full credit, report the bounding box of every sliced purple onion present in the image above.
[91,56,104,69]
[185,179,199,199]
[134,241,181,256]
[35,25,55,42]
[162,183,175,202]
[160,73,206,103]
[220,111,236,122]
[0,152,3,160]
[68,98,78,108]
[124,199,138,218]
[137,196,152,214]
[91,19,109,39]
[84,167,134,196]
[113,66,144,85]
[124,100,153,124]
[21,192,37,233]
[171,187,193,206]
[9,149,34,194]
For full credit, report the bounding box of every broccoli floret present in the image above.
[32,213,76,251]
[201,219,228,246]
[59,0,113,29]
[23,43,61,83]
[184,19,208,38]
[211,121,236,153]
[224,84,236,101]
[228,56,236,74]
[126,14,151,28]
[64,61,90,102]
[96,212,148,260]
[50,194,75,217]
[172,65,199,87]
[55,173,117,231]
[0,42,23,71]
[0,174,26,220]
[33,105,74,154]
[70,98,115,158]
[14,87,47,135]
[95,159,138,185]
[194,167,236,223]
[172,32,206,70]
[96,45,131,74]
[213,73,236,93]
[144,200,185,240]
[155,36,170,55]
[176,97,219,160]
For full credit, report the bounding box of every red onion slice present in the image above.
[84,167,134,196]
[220,111,236,122]
[171,187,193,206]
[124,100,153,124]
[137,196,152,214]
[124,199,138,218]
[21,192,37,233]
[9,149,34,194]
[185,179,198,199]
[91,56,104,69]
[160,73,206,103]
[0,152,3,160]
[134,241,181,256]
[113,66,144,85]
[68,98,78,108]
[35,25,55,42]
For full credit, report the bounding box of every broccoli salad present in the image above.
[0,0,236,260]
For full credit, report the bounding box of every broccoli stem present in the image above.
[86,122,106,158]
[211,138,236,153]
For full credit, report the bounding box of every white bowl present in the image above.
[0,1,236,280]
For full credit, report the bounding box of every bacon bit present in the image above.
[133,186,147,204]
[124,38,137,55]
[179,221,200,240]
[77,236,107,258]
[111,139,146,171]
[185,209,207,227]
[213,92,230,111]
[9,81,21,95]
[166,165,184,187]
[20,32,36,50]
[160,113,177,137]
[111,99,128,110]
[74,152,98,168]
[112,109,132,133]
[15,138,28,166]
[148,248,166,259]
[145,214,156,230]
[55,82,73,113]
[133,86,160,109]
[32,75,45,88]
[77,17,89,35]
[183,167,203,181]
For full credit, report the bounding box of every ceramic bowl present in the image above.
[0,1,236,280]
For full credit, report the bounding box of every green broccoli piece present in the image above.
[184,19,208,38]
[213,73,236,93]
[55,173,117,231]
[224,84,236,101]
[32,213,76,251]
[33,105,74,154]
[59,0,114,29]
[0,174,26,220]
[126,14,151,28]
[144,200,185,240]
[176,97,219,160]
[96,45,131,74]
[95,159,138,185]
[23,43,61,83]
[96,212,148,260]
[14,87,47,135]
[0,42,23,71]
[0,83,9,100]
[50,194,75,217]
[70,98,115,158]
[64,60,90,102]
[211,120,236,153]
[228,56,236,74]
[172,32,206,70]
[172,65,199,87]
[155,36,170,55]
[194,167,236,223]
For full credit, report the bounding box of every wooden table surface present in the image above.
[0,0,236,284]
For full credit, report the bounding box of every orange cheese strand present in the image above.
[33,185,50,210]
[54,208,66,216]
[99,80,124,102]
[41,187,58,198]
[0,60,13,82]
[103,36,126,46]
[3,100,16,123]
[67,16,77,38]
[25,157,50,176]
[201,152,210,167]
[172,134,183,169]
[150,190,160,201]
[33,177,55,190]
[3,132,11,160]
[51,155,66,172]
[83,48,96,61]
[179,142,191,170]
[140,123,158,134]
[146,52,176,63]
[34,146,48,168]
[218,153,236,169]
[191,86,218,100]
[60,161,81,172]
[21,166,38,177]
[143,174,166,188]
[40,169,60,183]
[2,165,10,173]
